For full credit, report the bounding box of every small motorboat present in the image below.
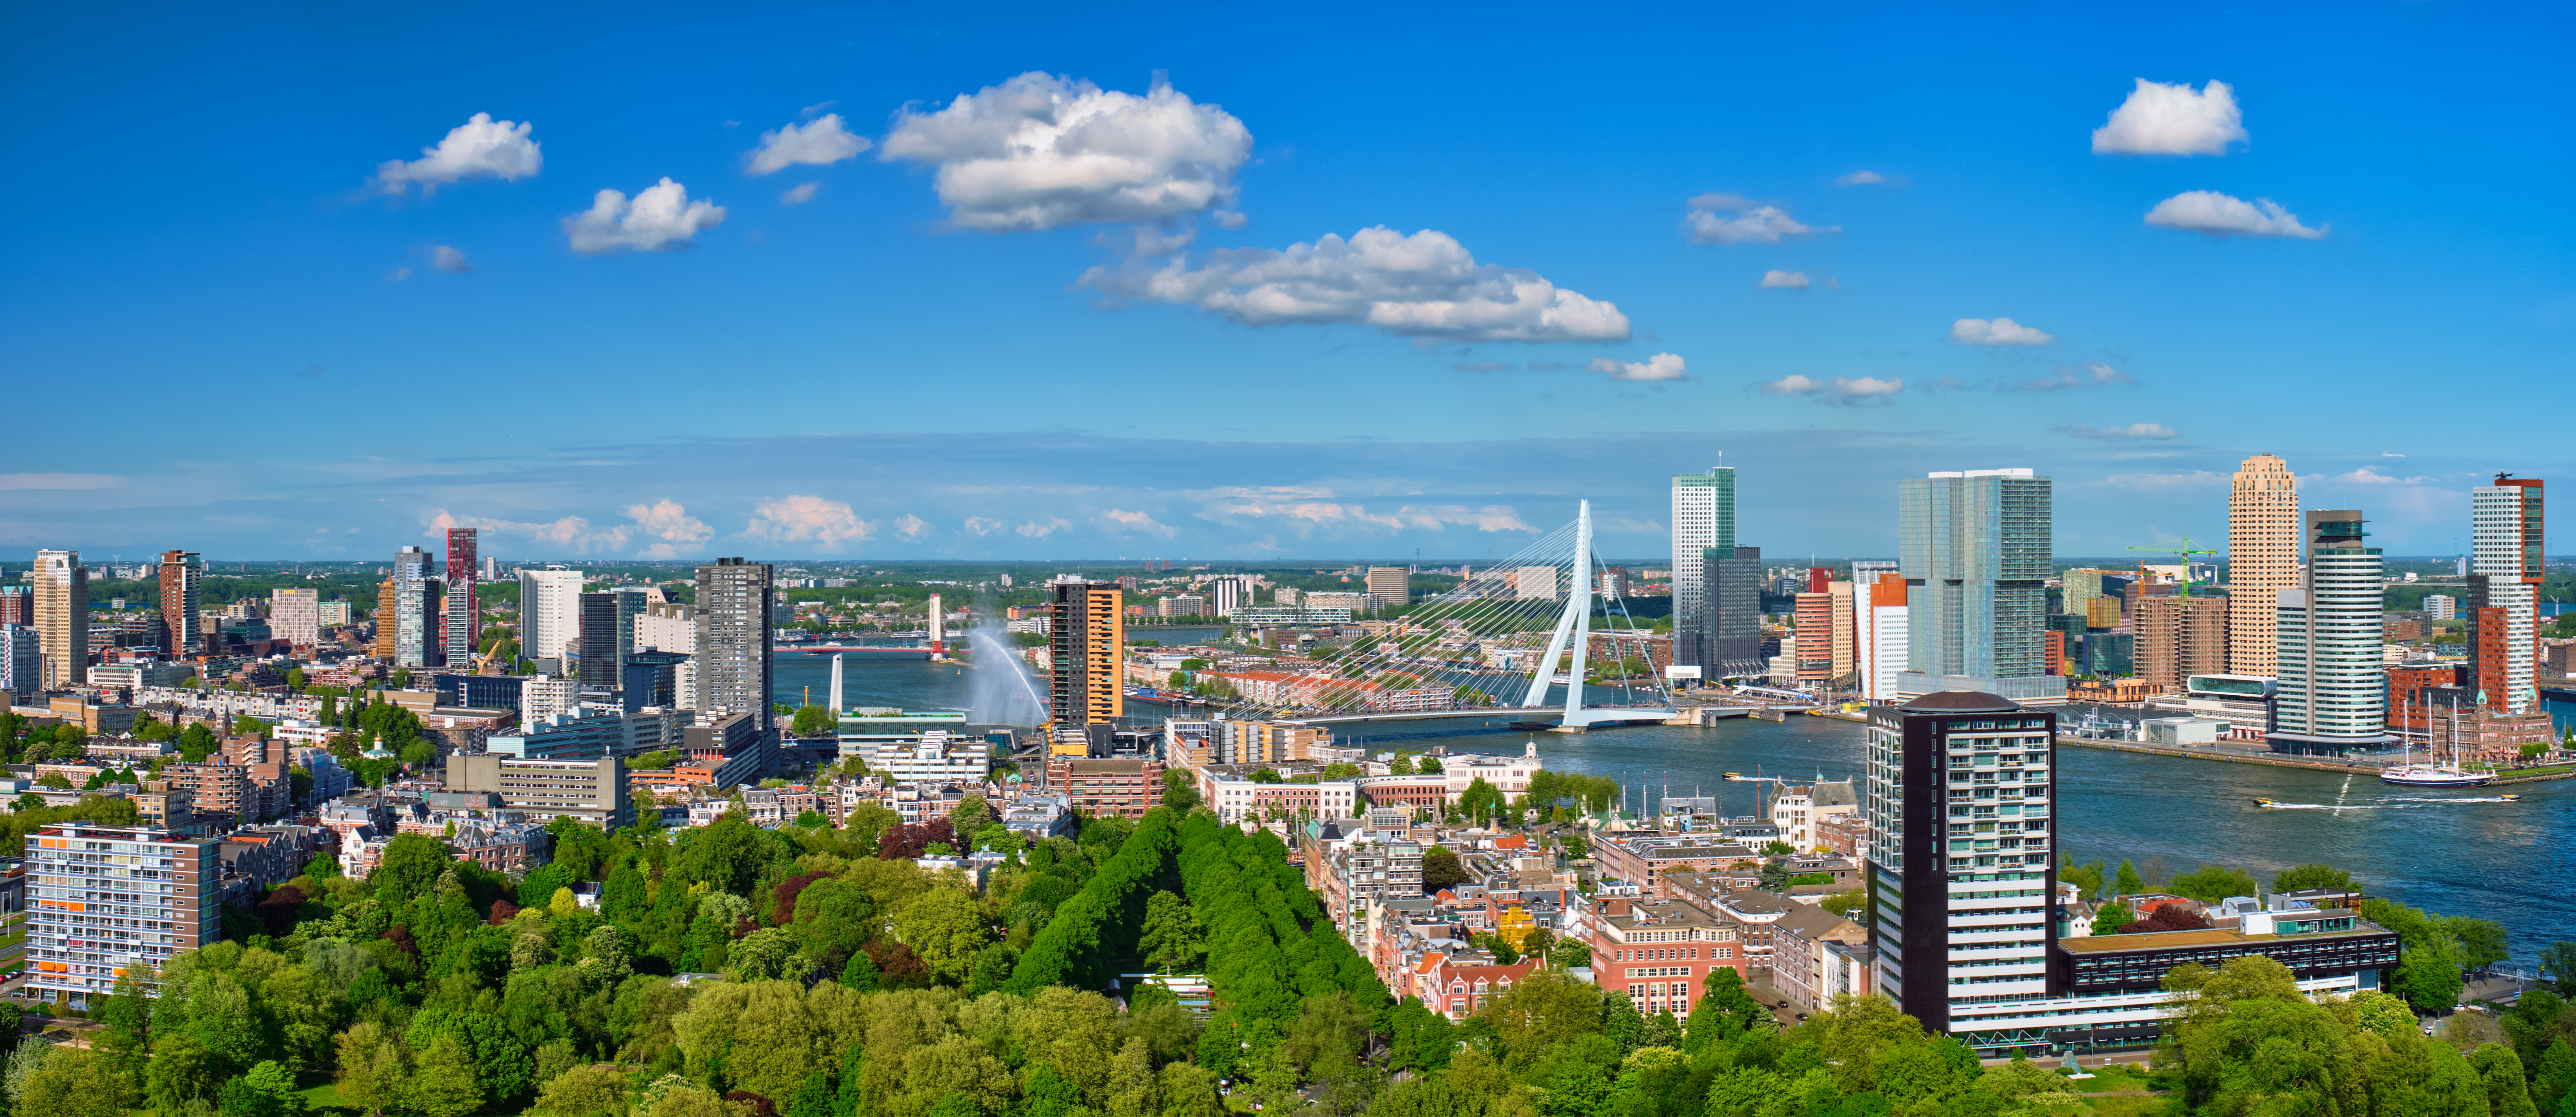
[2252,797,2278,809]
[2500,794,2522,802]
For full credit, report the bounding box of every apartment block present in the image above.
[444,753,632,829]
[33,551,87,690]
[23,824,223,1007]
[2227,455,2300,678]
[1048,577,1124,727]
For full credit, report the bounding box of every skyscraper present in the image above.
[33,550,87,690]
[2468,475,2544,714]
[1,625,42,702]
[2270,511,2391,752]
[1699,546,1766,679]
[2227,454,2299,679]
[518,565,586,666]
[579,589,650,693]
[445,528,480,666]
[1855,574,1909,702]
[392,546,441,668]
[1867,691,2058,1037]
[158,549,201,657]
[1210,576,1247,618]
[1896,470,2060,702]
[1048,576,1125,727]
[694,558,775,731]
[2134,596,2228,692]
[1363,568,1407,611]
[1670,466,1736,669]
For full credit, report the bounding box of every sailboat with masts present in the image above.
[2381,691,2493,787]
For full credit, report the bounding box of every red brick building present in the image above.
[1044,756,1165,819]
[1578,896,1745,1019]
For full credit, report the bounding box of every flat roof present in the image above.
[2061,918,2386,955]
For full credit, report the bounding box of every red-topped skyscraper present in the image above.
[445,528,479,666]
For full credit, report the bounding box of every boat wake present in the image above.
[2262,797,2517,810]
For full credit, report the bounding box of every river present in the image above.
[770,652,2572,967]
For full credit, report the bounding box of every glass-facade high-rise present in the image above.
[1896,470,2060,702]
[2270,510,2391,752]
[1670,466,1736,670]
[445,527,480,666]
[392,545,440,668]
[2468,477,2544,714]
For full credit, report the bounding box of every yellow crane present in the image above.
[2125,539,2222,596]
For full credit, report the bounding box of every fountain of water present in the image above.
[963,619,1047,727]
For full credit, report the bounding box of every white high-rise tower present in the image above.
[1670,466,1735,668]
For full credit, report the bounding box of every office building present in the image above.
[33,551,87,690]
[694,558,775,731]
[636,600,696,654]
[1048,576,1124,727]
[1364,568,1408,610]
[319,599,350,627]
[1896,470,2060,703]
[388,547,442,668]
[2270,511,2393,753]
[1671,466,1738,670]
[1515,566,1558,601]
[1866,692,2058,1041]
[157,550,201,657]
[578,590,649,693]
[2423,594,2456,621]
[517,565,586,665]
[1207,576,1246,618]
[371,579,397,660]
[2134,596,2228,693]
[444,528,479,665]
[623,649,689,712]
[1,625,40,702]
[1158,595,1206,618]
[2468,476,2544,714]
[270,589,319,648]
[23,824,223,1006]
[0,586,28,628]
[1696,545,1767,679]
[444,753,632,829]
[2227,455,2299,679]
[1793,585,1836,683]
[1856,574,1909,702]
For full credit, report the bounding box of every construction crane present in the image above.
[2126,538,2222,596]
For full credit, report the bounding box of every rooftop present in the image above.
[1899,691,2021,713]
[2059,912,2386,955]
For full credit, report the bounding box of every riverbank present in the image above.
[2053,736,2576,785]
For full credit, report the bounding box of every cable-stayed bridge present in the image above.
[1199,501,1675,731]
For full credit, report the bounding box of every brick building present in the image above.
[1042,756,1165,819]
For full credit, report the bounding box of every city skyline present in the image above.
[4,5,2572,560]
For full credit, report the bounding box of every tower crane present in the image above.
[2125,538,2223,596]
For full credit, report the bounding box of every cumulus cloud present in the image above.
[2143,191,2326,239]
[1837,170,1897,186]
[744,495,872,548]
[426,500,708,556]
[1760,270,1810,289]
[2006,362,2136,391]
[1108,222,1198,256]
[1077,226,1630,343]
[1190,491,1533,538]
[880,72,1251,232]
[2058,422,2180,440]
[1682,193,1835,245]
[963,516,1004,536]
[894,514,933,541]
[1016,517,1073,538]
[1759,374,1904,405]
[1586,353,1688,381]
[748,113,871,176]
[375,113,542,195]
[781,183,820,205]
[2092,79,2247,156]
[1950,317,2056,347]
[430,245,471,274]
[1099,508,1179,539]
[565,179,726,253]
[1455,362,1516,373]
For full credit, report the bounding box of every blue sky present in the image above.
[3,3,2569,563]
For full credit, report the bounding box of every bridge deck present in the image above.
[1275,706,1674,727]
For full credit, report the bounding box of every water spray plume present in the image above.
[964,596,1047,726]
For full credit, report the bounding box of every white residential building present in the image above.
[270,589,320,647]
[518,565,586,663]
[2271,511,2391,750]
[1671,467,1735,667]
[635,601,696,654]
[520,674,581,726]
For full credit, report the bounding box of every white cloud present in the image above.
[894,514,933,541]
[2092,79,2247,156]
[963,516,1004,536]
[1836,170,1895,186]
[1016,517,1073,538]
[2058,422,2180,440]
[624,500,713,559]
[427,500,709,557]
[2382,452,2405,458]
[1759,374,1904,405]
[430,245,471,274]
[1212,209,1247,231]
[744,495,872,548]
[387,267,412,282]
[2006,362,2136,391]
[2143,191,2326,239]
[375,113,542,195]
[1099,508,1179,539]
[565,179,726,254]
[1683,193,1834,245]
[1191,491,1533,538]
[1586,353,1688,381]
[1109,222,1198,256]
[0,473,119,490]
[2094,471,2228,491]
[781,183,820,205]
[1950,317,2056,346]
[1760,270,1810,289]
[747,114,871,176]
[1077,226,1630,343]
[880,72,1251,232]
[2330,467,2438,485]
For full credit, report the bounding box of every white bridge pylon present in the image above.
[1521,500,1672,730]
